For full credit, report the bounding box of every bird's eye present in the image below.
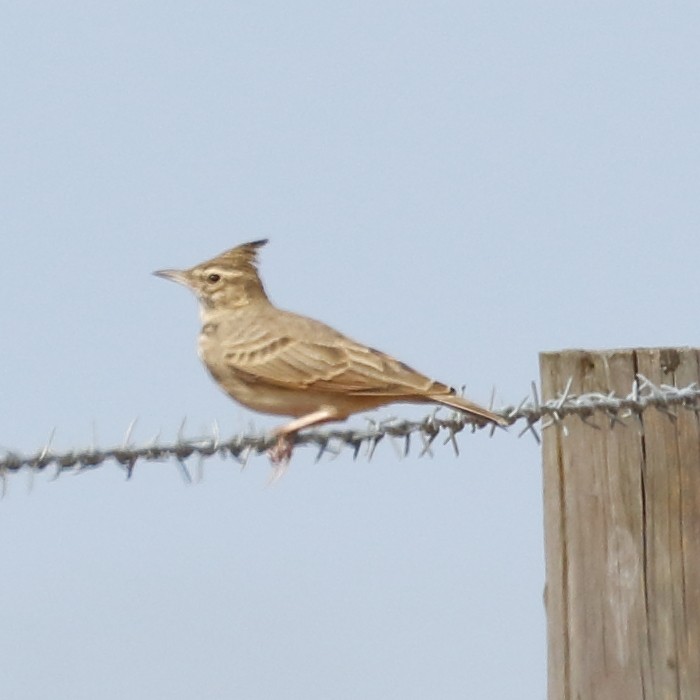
[207,273,221,283]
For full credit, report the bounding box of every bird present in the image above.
[154,240,507,466]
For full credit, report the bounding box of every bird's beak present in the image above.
[153,268,190,287]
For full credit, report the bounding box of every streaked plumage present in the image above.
[155,240,506,463]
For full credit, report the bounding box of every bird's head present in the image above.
[154,239,270,311]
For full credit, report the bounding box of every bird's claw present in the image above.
[266,434,294,483]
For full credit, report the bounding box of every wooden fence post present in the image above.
[540,348,700,700]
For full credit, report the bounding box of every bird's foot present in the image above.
[266,433,294,483]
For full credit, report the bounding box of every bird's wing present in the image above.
[221,311,447,398]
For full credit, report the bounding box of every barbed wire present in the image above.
[2,374,699,479]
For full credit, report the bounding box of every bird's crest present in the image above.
[206,238,268,275]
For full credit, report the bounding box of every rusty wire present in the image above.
[2,374,699,478]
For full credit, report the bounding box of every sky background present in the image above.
[2,3,699,699]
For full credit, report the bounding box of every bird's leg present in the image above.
[267,407,340,471]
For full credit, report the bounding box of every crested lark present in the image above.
[155,240,507,464]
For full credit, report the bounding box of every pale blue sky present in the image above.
[2,3,699,698]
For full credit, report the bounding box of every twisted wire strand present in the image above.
[2,374,699,478]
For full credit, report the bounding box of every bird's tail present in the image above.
[431,393,508,427]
